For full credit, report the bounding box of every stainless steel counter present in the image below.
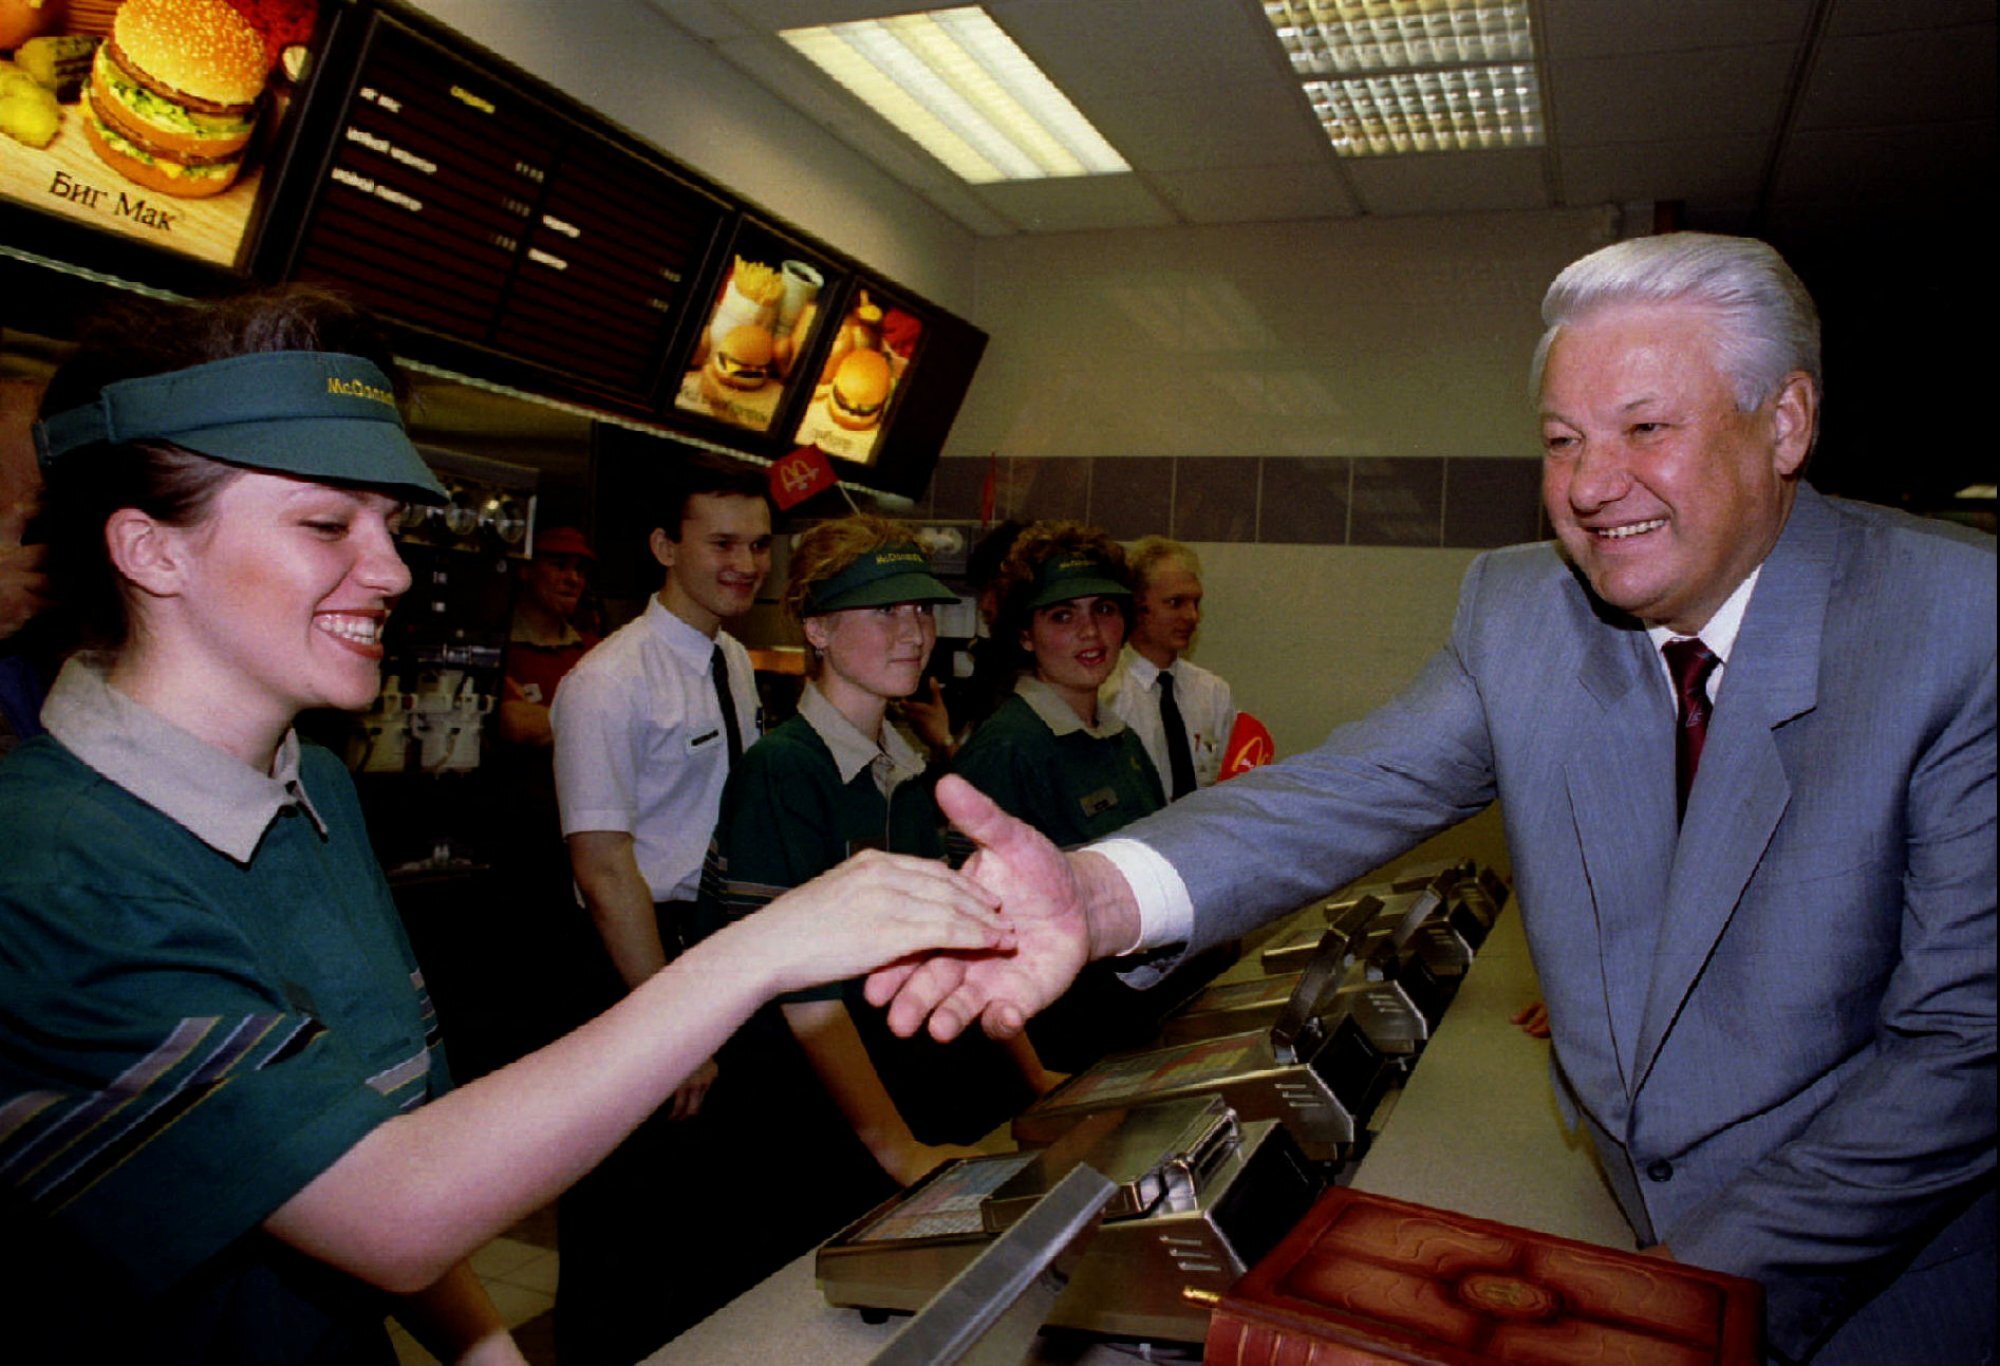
[651,904,1634,1363]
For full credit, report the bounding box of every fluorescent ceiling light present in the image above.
[1265,0,1545,156]
[780,7,1128,184]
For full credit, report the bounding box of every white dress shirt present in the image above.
[1105,648,1236,793]
[551,595,759,902]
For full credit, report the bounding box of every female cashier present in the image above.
[950,521,1165,1069]
[706,517,1055,1203]
[0,290,1009,1365]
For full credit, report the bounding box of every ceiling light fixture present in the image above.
[780,7,1129,184]
[1264,0,1544,156]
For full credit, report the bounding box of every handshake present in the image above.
[862,775,1143,1044]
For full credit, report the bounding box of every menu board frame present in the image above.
[253,1,735,419]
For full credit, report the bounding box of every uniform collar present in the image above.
[1121,648,1177,689]
[1016,674,1127,739]
[646,593,722,668]
[797,681,927,790]
[40,654,329,863]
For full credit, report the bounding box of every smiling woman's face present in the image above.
[165,472,411,727]
[1023,593,1126,700]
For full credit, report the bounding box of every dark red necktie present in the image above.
[1663,637,1719,822]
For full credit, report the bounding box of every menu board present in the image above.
[792,276,926,466]
[287,9,726,408]
[670,217,839,436]
[0,0,331,269]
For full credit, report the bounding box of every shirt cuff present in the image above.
[1088,837,1194,954]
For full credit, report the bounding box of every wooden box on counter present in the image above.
[1206,1188,1762,1364]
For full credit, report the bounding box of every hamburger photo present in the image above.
[700,322,775,403]
[826,347,892,432]
[83,0,268,199]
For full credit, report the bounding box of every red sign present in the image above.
[1220,712,1275,779]
[769,445,837,510]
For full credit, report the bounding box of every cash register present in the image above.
[816,1096,1322,1343]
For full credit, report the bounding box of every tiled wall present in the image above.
[917,453,1547,549]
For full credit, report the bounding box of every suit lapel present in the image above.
[1631,488,1836,1091]
[1564,618,1679,1093]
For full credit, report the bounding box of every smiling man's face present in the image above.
[1539,302,1812,635]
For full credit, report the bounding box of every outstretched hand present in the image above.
[865,775,1097,1043]
[747,845,1012,997]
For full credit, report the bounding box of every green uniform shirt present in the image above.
[0,658,447,1362]
[952,676,1165,848]
[951,677,1170,1070]
[706,683,1029,1143]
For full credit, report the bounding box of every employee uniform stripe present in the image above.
[0,1016,214,1185]
[28,1013,312,1211]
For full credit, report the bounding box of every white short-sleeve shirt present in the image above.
[551,596,760,902]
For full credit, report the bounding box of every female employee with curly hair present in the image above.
[706,516,1057,1212]
[0,289,1009,1364]
[949,520,1168,1070]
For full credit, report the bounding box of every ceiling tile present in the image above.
[1541,0,1813,58]
[971,175,1180,233]
[1345,150,1551,216]
[1092,84,1330,173]
[1796,27,1998,128]
[1550,46,1797,144]
[1560,137,1769,206]
[994,0,1285,93]
[1150,163,1361,224]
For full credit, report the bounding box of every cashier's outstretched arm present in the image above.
[867,775,1142,1043]
[264,850,1008,1296]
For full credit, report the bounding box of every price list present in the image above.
[292,13,726,405]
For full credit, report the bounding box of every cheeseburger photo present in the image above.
[826,347,891,432]
[84,0,268,199]
[701,322,775,400]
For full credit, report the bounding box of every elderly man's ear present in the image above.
[1769,372,1818,477]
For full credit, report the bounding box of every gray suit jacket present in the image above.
[1123,486,1996,1359]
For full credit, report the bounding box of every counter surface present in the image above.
[652,903,1634,1363]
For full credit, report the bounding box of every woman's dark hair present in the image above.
[989,520,1132,671]
[37,285,402,649]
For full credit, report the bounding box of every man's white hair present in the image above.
[1531,232,1821,411]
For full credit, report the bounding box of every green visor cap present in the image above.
[34,351,449,505]
[1027,551,1130,609]
[803,542,959,614]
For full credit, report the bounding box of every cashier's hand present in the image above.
[867,776,1097,1044]
[743,847,1012,997]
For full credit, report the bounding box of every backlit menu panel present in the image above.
[291,11,725,407]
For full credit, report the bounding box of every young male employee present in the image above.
[548,454,772,1363]
[1108,536,1235,797]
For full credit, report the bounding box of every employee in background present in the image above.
[482,524,604,1065]
[496,523,599,750]
[951,522,1167,1069]
[0,287,1011,1365]
[1108,535,1235,798]
[547,454,777,1361]
[706,515,1056,1254]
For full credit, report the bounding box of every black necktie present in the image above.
[1158,670,1196,800]
[1663,637,1719,822]
[711,646,743,766]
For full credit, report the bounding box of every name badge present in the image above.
[688,729,721,750]
[1078,786,1120,817]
